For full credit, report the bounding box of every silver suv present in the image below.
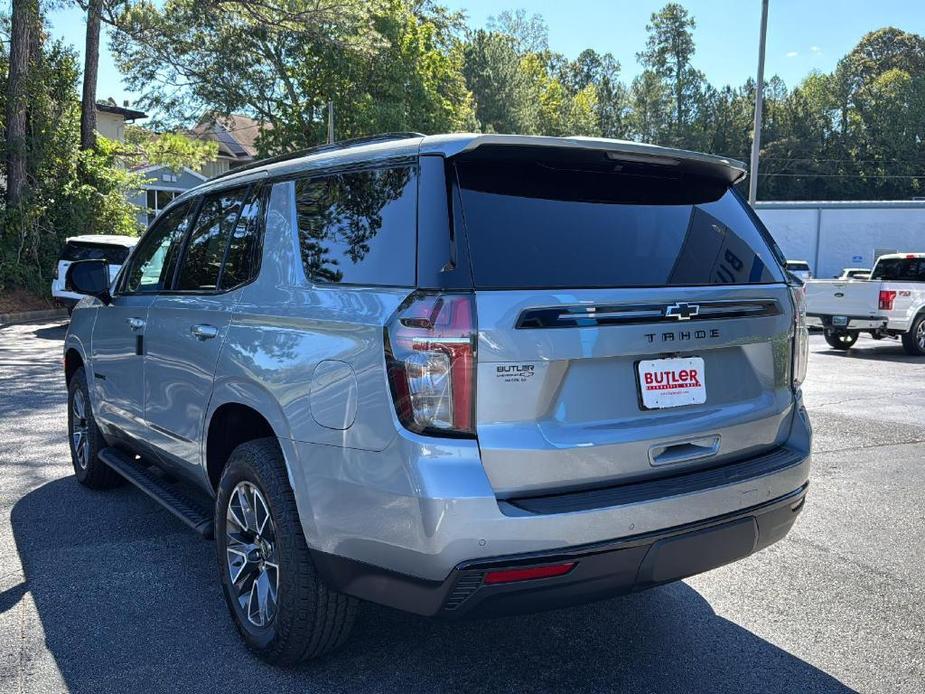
[63,133,811,664]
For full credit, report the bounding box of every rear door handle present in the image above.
[191,324,219,340]
[127,317,145,330]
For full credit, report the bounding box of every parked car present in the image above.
[52,235,137,314]
[62,133,812,664]
[805,253,925,353]
[785,260,813,282]
[837,267,871,280]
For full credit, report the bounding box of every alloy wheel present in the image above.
[71,389,90,470]
[225,482,279,628]
[917,320,925,350]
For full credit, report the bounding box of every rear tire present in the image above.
[215,438,356,664]
[67,367,121,488]
[901,314,925,356]
[824,330,858,350]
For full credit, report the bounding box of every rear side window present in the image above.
[177,187,249,291]
[295,165,417,286]
[871,257,925,281]
[454,157,785,289]
[61,242,131,265]
[220,187,264,289]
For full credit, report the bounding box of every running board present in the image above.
[98,447,214,539]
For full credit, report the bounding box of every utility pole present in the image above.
[327,101,335,144]
[748,0,769,206]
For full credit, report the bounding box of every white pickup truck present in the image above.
[805,253,925,355]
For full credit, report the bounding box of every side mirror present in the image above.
[65,259,111,303]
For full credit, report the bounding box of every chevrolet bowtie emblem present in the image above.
[665,302,700,320]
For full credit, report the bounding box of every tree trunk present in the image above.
[80,0,104,150]
[4,0,39,207]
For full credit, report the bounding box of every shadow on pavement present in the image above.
[12,477,854,694]
[32,324,68,341]
[815,341,922,364]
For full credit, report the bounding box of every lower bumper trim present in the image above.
[311,482,808,619]
[806,314,886,330]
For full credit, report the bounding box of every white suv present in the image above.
[52,235,137,314]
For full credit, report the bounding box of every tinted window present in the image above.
[220,186,264,290]
[871,258,925,281]
[787,262,810,271]
[177,188,248,291]
[454,158,785,289]
[295,165,417,286]
[123,203,192,293]
[61,242,131,265]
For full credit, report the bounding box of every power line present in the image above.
[759,172,925,179]
[762,157,925,164]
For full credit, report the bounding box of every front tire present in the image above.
[215,438,356,664]
[67,367,121,488]
[901,314,925,356]
[824,330,858,350]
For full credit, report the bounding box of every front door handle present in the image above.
[191,324,219,341]
[127,317,145,330]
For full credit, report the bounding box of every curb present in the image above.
[0,308,68,327]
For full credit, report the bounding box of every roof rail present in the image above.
[208,132,426,181]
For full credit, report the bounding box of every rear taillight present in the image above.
[790,284,808,388]
[385,292,476,437]
[879,290,896,311]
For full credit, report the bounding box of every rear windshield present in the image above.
[787,262,810,271]
[453,156,785,289]
[871,257,925,281]
[60,241,131,265]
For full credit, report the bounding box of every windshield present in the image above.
[453,156,785,289]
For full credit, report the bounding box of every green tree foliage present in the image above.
[635,2,706,146]
[0,34,139,292]
[4,0,925,301]
[111,0,476,152]
[0,5,221,295]
[461,30,534,133]
[560,49,628,138]
[460,20,611,137]
[125,126,218,172]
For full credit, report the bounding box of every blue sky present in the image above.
[47,0,925,113]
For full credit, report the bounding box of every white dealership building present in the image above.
[754,200,925,278]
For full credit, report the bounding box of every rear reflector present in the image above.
[483,562,576,585]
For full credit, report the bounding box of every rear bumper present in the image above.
[806,313,886,330]
[291,401,812,584]
[311,483,807,618]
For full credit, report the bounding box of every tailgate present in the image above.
[475,286,795,496]
[805,280,882,318]
[452,146,795,497]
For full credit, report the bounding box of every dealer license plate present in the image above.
[638,357,706,409]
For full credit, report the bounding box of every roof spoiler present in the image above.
[433,134,747,185]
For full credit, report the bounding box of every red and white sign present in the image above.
[638,357,706,409]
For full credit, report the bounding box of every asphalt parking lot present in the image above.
[1,321,923,693]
